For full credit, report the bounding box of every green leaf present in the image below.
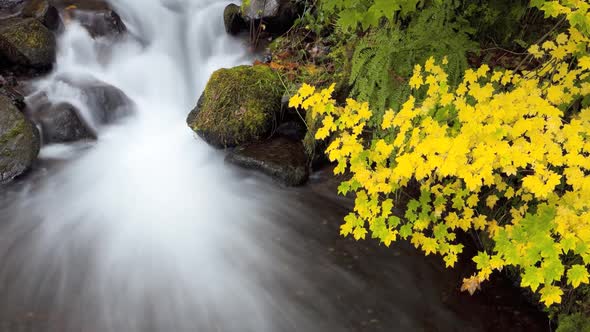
[567,265,590,288]
[521,267,544,292]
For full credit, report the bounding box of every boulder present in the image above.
[0,93,40,183]
[63,6,126,38]
[0,17,56,68]
[223,3,246,35]
[22,0,61,31]
[0,0,26,20]
[29,97,95,143]
[241,0,300,35]
[81,80,133,123]
[226,137,309,186]
[187,65,282,148]
[50,75,134,124]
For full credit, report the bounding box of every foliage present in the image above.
[319,0,425,32]
[290,12,590,307]
[348,3,475,121]
[557,312,590,332]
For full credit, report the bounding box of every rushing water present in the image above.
[0,1,549,331]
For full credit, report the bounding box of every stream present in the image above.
[0,0,550,331]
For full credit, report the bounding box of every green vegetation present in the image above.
[262,0,590,328]
[187,65,282,148]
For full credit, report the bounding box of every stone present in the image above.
[187,65,282,148]
[22,0,61,31]
[0,93,40,183]
[226,137,309,186]
[223,3,246,35]
[0,17,56,68]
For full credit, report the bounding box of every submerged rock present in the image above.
[226,137,309,186]
[0,93,40,183]
[0,17,56,68]
[223,3,246,35]
[187,65,282,148]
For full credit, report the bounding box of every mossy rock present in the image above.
[0,17,56,68]
[0,94,40,183]
[187,65,282,148]
[22,0,61,31]
[223,3,246,35]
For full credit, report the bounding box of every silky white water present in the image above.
[0,1,344,330]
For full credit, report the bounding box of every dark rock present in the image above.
[0,0,26,20]
[0,85,25,110]
[31,99,95,144]
[223,3,246,35]
[22,0,61,31]
[52,75,135,124]
[0,93,40,183]
[0,17,56,68]
[226,137,309,186]
[187,65,282,148]
[48,0,110,11]
[63,6,126,38]
[275,121,306,141]
[242,0,300,35]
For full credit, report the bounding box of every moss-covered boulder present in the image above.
[0,17,56,68]
[0,94,40,183]
[187,65,282,148]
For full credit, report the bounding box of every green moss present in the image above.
[557,313,590,332]
[190,65,283,148]
[0,118,25,146]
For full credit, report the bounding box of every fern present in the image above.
[348,2,477,124]
[320,0,425,32]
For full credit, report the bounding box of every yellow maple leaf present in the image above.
[539,285,563,306]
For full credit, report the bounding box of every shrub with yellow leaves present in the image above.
[289,19,590,307]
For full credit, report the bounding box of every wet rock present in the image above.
[0,0,26,20]
[82,80,133,123]
[22,0,61,31]
[223,3,246,35]
[226,137,309,186]
[187,65,282,148]
[51,75,135,124]
[241,0,300,35]
[0,17,56,68]
[29,98,95,143]
[63,6,126,38]
[0,93,40,183]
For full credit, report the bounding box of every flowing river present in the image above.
[0,0,549,331]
